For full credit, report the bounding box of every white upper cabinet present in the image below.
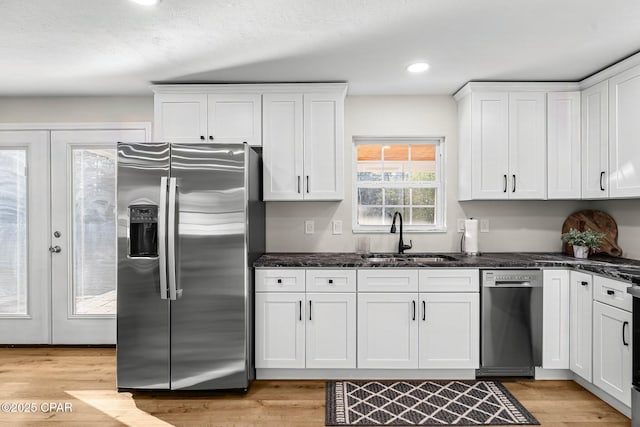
[508,92,547,199]
[547,92,581,199]
[608,63,640,198]
[263,91,345,201]
[457,85,549,200]
[154,92,261,145]
[581,81,609,199]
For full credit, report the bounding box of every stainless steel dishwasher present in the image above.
[477,269,543,377]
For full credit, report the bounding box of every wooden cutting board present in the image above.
[561,210,622,256]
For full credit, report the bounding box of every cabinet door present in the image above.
[593,301,632,406]
[262,94,304,201]
[609,64,640,198]
[542,270,570,369]
[357,293,419,369]
[508,92,547,199]
[418,293,479,369]
[154,93,208,143]
[303,93,344,200]
[306,293,356,368]
[207,94,262,146]
[471,92,509,199]
[581,81,609,198]
[547,92,581,199]
[569,271,593,381]
[255,293,305,368]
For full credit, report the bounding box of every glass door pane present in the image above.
[0,150,27,315]
[72,148,116,315]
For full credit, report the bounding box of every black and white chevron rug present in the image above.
[326,380,539,426]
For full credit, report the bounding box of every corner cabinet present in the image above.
[262,90,346,201]
[581,81,609,199]
[153,91,262,146]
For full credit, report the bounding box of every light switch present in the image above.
[332,220,343,235]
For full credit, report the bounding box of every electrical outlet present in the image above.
[304,220,315,234]
[332,220,343,235]
[457,219,465,233]
[480,219,490,232]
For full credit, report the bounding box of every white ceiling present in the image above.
[3,0,640,96]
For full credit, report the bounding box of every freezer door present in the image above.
[170,143,249,390]
[116,142,170,389]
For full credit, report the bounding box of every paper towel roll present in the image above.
[463,219,479,254]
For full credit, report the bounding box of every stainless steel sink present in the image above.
[364,253,458,263]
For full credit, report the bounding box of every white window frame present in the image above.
[352,136,446,233]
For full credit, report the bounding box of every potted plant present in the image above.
[560,228,605,259]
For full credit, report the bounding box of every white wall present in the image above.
[0,96,153,123]
[265,95,636,257]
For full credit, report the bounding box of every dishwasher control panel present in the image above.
[482,269,542,287]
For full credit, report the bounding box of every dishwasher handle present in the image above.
[484,280,542,288]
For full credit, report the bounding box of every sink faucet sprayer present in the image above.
[390,211,412,254]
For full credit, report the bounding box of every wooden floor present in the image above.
[0,348,630,426]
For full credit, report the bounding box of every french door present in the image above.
[0,124,149,344]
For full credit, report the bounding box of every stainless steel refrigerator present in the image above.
[116,142,264,390]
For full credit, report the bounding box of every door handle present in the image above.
[299,300,302,321]
[422,300,426,321]
[600,171,605,191]
[167,177,178,300]
[623,321,629,346]
[503,174,507,192]
[512,174,516,192]
[297,176,301,194]
[412,300,416,321]
[309,300,312,321]
[158,177,169,300]
[49,246,61,253]
[306,176,310,193]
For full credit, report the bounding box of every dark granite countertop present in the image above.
[254,252,640,284]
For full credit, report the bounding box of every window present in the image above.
[353,137,445,232]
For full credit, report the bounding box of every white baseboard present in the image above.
[256,369,477,380]
[573,375,631,419]
[534,367,574,380]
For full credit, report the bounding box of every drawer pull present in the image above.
[277,279,282,284]
[328,279,334,284]
[299,300,302,321]
[623,321,629,346]
[580,281,589,287]
[606,289,615,295]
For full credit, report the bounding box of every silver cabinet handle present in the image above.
[158,177,169,300]
[167,177,178,300]
[600,171,605,191]
[49,246,61,253]
[297,176,301,194]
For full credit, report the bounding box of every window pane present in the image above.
[410,162,436,181]
[73,149,117,315]
[383,162,410,182]
[411,144,436,161]
[383,144,408,161]
[358,206,382,225]
[411,208,435,225]
[0,150,27,315]
[357,145,381,161]
[358,188,382,206]
[385,188,409,205]
[357,163,382,182]
[412,188,436,205]
[383,207,409,225]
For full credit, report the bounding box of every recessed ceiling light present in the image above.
[407,62,430,73]
[130,0,160,5]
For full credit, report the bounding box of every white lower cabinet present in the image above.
[255,269,356,369]
[357,269,480,370]
[569,270,593,381]
[357,293,419,369]
[593,301,632,406]
[542,270,570,369]
[419,293,479,369]
[255,292,305,368]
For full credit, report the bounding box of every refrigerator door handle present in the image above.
[167,177,179,300]
[158,177,169,300]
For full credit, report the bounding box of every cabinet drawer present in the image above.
[255,269,305,292]
[357,269,418,292]
[306,269,356,292]
[419,269,479,292]
[594,275,632,312]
